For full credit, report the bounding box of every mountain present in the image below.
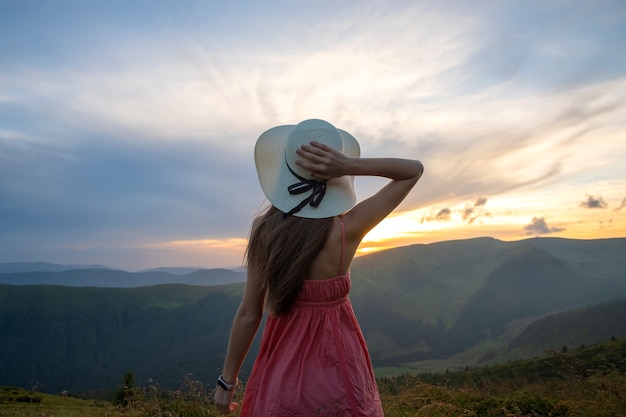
[0,283,259,394]
[1,236,625,393]
[0,268,246,287]
[139,267,205,275]
[0,262,112,273]
[349,237,626,364]
[503,297,626,359]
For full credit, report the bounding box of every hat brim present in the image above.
[254,122,360,218]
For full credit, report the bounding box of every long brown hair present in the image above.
[245,206,334,315]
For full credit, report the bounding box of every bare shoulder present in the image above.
[308,217,349,279]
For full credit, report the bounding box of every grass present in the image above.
[378,338,626,416]
[2,338,625,417]
[0,386,118,417]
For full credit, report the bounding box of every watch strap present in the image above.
[217,374,236,391]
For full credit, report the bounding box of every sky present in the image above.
[1,0,625,271]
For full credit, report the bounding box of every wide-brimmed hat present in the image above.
[254,119,360,218]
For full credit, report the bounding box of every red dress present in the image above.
[239,219,383,417]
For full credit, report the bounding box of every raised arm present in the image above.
[296,140,424,240]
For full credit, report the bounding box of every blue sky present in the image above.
[1,0,625,270]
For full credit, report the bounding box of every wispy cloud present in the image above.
[434,208,452,221]
[462,197,490,224]
[421,197,490,225]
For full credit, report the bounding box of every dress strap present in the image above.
[338,216,346,275]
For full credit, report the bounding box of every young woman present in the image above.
[214,119,424,416]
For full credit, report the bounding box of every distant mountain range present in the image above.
[1,236,625,394]
[0,262,113,273]
[0,265,246,287]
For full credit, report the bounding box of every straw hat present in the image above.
[254,119,360,218]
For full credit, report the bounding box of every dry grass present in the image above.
[2,340,625,416]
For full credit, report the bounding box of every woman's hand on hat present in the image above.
[295,141,354,181]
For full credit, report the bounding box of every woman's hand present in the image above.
[213,386,238,414]
[295,141,355,181]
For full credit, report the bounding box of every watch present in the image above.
[217,374,236,391]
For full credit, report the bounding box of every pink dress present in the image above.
[239,219,384,417]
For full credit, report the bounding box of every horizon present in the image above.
[1,1,625,270]
[2,234,625,272]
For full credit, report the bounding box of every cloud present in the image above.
[614,197,626,211]
[579,194,608,209]
[524,217,566,236]
[0,135,261,241]
[462,197,489,224]
[435,208,452,221]
[474,197,487,207]
[599,219,613,228]
[0,1,490,148]
[420,197,490,224]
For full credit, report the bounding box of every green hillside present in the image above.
[351,237,509,326]
[0,284,252,393]
[503,297,626,360]
[1,236,625,393]
[350,237,626,365]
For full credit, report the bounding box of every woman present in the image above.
[214,119,424,416]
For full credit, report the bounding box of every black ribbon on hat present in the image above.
[284,160,327,217]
